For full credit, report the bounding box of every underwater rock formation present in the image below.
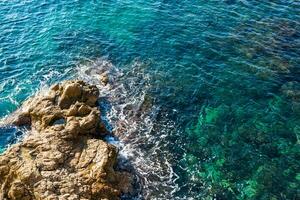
[0,80,132,200]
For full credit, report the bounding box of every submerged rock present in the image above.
[99,72,109,86]
[0,80,132,200]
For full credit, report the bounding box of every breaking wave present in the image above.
[75,58,181,199]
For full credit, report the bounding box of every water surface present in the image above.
[0,0,299,199]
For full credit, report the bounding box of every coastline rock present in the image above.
[0,80,132,200]
[99,72,109,86]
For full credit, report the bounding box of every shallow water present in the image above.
[0,0,300,199]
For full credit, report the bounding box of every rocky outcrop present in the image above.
[0,80,132,200]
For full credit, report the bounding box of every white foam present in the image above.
[74,58,181,199]
[1,57,181,199]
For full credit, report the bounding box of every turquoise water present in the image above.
[1,0,300,199]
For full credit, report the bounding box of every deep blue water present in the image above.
[0,0,300,199]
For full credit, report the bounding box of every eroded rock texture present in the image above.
[0,80,132,200]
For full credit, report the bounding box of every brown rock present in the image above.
[99,73,109,85]
[78,104,92,116]
[58,82,82,109]
[0,80,132,200]
[12,112,31,126]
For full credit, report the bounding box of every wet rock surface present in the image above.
[0,80,132,200]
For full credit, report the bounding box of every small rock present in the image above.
[99,73,109,85]
[12,112,31,126]
[78,104,91,116]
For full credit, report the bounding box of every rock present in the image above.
[280,81,300,114]
[281,81,300,100]
[12,112,31,126]
[99,73,109,86]
[59,82,83,109]
[0,80,132,200]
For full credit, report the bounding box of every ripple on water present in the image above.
[0,0,299,199]
[75,59,182,199]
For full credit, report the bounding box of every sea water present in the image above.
[0,0,299,199]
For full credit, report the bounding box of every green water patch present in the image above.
[183,90,300,199]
